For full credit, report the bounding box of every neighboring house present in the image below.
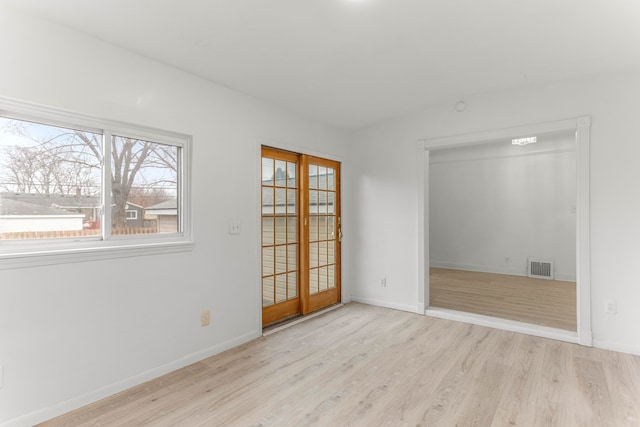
[0,194,84,233]
[0,192,100,224]
[124,202,144,228]
[261,172,335,215]
[0,192,147,232]
[145,199,177,233]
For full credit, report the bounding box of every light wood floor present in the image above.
[430,268,577,331]
[39,303,640,426]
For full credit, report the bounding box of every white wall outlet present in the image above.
[201,309,211,326]
[604,300,617,315]
[380,277,387,287]
[228,219,241,234]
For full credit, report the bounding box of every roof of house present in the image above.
[125,202,144,209]
[146,200,177,211]
[261,173,336,208]
[0,192,100,209]
[0,195,78,216]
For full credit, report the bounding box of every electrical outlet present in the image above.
[604,300,617,315]
[201,309,211,326]
[380,277,387,287]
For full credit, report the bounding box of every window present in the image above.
[0,99,192,267]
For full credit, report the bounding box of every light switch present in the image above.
[229,219,241,234]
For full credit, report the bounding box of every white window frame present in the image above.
[0,97,193,270]
[126,210,138,220]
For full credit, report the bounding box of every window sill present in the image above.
[0,240,194,270]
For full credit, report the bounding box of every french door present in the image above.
[261,147,341,326]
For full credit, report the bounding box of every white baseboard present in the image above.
[430,261,576,282]
[554,273,577,282]
[425,306,580,344]
[430,260,526,277]
[351,296,417,314]
[1,330,261,427]
[593,339,640,356]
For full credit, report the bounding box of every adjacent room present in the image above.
[1,1,640,426]
[429,131,577,331]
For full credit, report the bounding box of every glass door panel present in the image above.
[303,156,340,314]
[261,147,301,326]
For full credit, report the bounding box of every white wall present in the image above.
[350,69,640,355]
[429,134,577,281]
[0,6,350,426]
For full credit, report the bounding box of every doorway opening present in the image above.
[417,117,592,346]
[428,131,576,331]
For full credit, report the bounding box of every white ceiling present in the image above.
[3,0,640,130]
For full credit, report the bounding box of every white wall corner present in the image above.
[579,330,593,347]
[416,302,426,315]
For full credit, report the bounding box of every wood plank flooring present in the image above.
[430,268,577,331]
[39,303,640,426]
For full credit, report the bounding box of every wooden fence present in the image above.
[0,227,158,240]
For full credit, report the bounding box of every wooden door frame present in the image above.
[417,117,592,346]
[257,141,344,328]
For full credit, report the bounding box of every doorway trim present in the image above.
[416,117,592,346]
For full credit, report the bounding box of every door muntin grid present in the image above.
[308,164,337,295]
[262,156,298,307]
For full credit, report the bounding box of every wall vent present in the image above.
[528,258,554,280]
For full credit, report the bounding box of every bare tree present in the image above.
[2,143,99,195]
[73,132,177,229]
[3,146,39,193]
[1,119,177,230]
[127,186,174,208]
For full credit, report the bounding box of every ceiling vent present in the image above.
[512,136,537,146]
[528,258,554,280]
